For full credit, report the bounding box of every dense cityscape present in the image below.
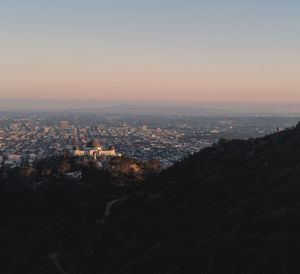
[0,111,299,168]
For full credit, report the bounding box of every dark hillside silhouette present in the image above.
[1,123,300,273]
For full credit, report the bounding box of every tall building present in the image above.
[59,121,69,129]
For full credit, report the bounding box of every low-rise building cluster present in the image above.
[0,113,297,168]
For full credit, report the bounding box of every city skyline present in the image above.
[1,0,299,104]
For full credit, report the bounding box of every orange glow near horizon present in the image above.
[1,1,299,104]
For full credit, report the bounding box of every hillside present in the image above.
[2,123,300,274]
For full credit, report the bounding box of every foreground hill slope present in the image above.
[2,123,300,274]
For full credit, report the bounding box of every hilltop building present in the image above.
[72,139,120,158]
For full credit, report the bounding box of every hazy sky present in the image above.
[1,0,299,104]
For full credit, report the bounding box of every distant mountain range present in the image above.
[1,99,300,116]
[82,104,240,116]
[2,123,300,273]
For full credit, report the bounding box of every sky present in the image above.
[0,0,300,105]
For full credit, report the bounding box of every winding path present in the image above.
[48,252,68,274]
[101,197,126,224]
[47,197,126,273]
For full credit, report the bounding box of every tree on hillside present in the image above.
[57,161,71,174]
